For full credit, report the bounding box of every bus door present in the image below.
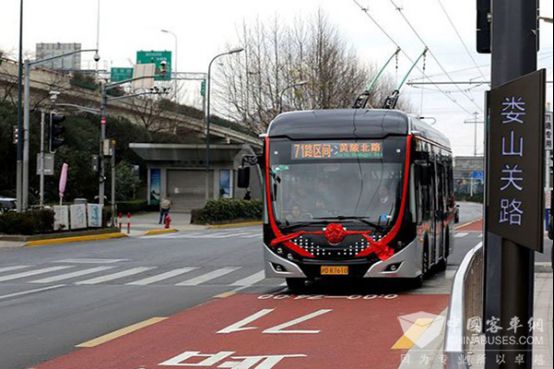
[435,160,447,261]
[427,157,437,266]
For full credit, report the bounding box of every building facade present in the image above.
[130,143,262,212]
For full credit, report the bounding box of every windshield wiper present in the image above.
[313,216,386,232]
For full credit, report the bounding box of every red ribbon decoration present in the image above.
[270,223,394,261]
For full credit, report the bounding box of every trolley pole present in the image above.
[484,1,539,368]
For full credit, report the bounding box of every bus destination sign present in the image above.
[292,141,383,160]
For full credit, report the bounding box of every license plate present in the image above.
[320,266,349,276]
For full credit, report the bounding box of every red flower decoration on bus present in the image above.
[324,223,347,245]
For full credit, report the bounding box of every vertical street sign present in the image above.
[486,69,546,252]
[136,50,172,81]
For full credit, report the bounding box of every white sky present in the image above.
[1,0,552,156]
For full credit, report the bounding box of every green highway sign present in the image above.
[136,50,172,81]
[110,67,133,82]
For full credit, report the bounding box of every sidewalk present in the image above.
[463,271,553,369]
[119,212,207,236]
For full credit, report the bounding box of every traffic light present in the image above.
[49,113,66,151]
[12,125,18,144]
[476,0,491,53]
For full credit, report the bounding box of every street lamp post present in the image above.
[279,80,308,113]
[161,29,178,102]
[204,47,244,200]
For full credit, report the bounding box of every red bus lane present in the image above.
[36,293,449,369]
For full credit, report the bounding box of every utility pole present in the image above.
[464,112,484,156]
[38,110,46,207]
[16,0,24,212]
[21,48,99,210]
[99,83,107,205]
[484,1,539,368]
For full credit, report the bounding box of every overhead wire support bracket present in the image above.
[383,48,428,110]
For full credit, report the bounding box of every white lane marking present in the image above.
[75,267,155,285]
[54,258,128,264]
[220,232,250,237]
[176,267,241,286]
[126,267,198,286]
[454,232,468,238]
[30,266,115,284]
[242,233,262,238]
[0,284,66,300]
[0,265,30,274]
[0,266,73,282]
[230,271,266,287]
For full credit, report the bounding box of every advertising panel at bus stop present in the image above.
[486,69,546,252]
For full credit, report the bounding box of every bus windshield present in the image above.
[269,137,407,229]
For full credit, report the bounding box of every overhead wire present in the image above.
[436,0,487,81]
[389,0,484,113]
[352,0,475,115]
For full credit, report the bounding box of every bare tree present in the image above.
[216,10,409,133]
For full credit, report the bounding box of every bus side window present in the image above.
[414,164,427,223]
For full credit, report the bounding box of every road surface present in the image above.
[0,203,546,369]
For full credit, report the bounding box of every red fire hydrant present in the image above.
[164,214,171,229]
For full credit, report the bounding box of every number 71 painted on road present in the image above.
[217,309,333,334]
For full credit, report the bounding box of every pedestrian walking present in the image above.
[159,195,172,224]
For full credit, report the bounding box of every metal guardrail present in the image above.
[444,241,484,369]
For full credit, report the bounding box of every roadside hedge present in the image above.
[191,199,263,224]
[0,209,55,235]
[116,200,158,214]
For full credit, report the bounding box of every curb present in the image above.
[208,221,262,229]
[143,228,178,236]
[25,232,127,247]
[535,262,553,273]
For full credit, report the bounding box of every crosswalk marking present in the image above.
[126,267,198,286]
[0,265,29,274]
[454,232,469,238]
[30,266,114,284]
[176,267,241,286]
[54,258,127,264]
[0,266,73,282]
[0,284,66,300]
[75,267,155,285]
[230,271,266,287]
